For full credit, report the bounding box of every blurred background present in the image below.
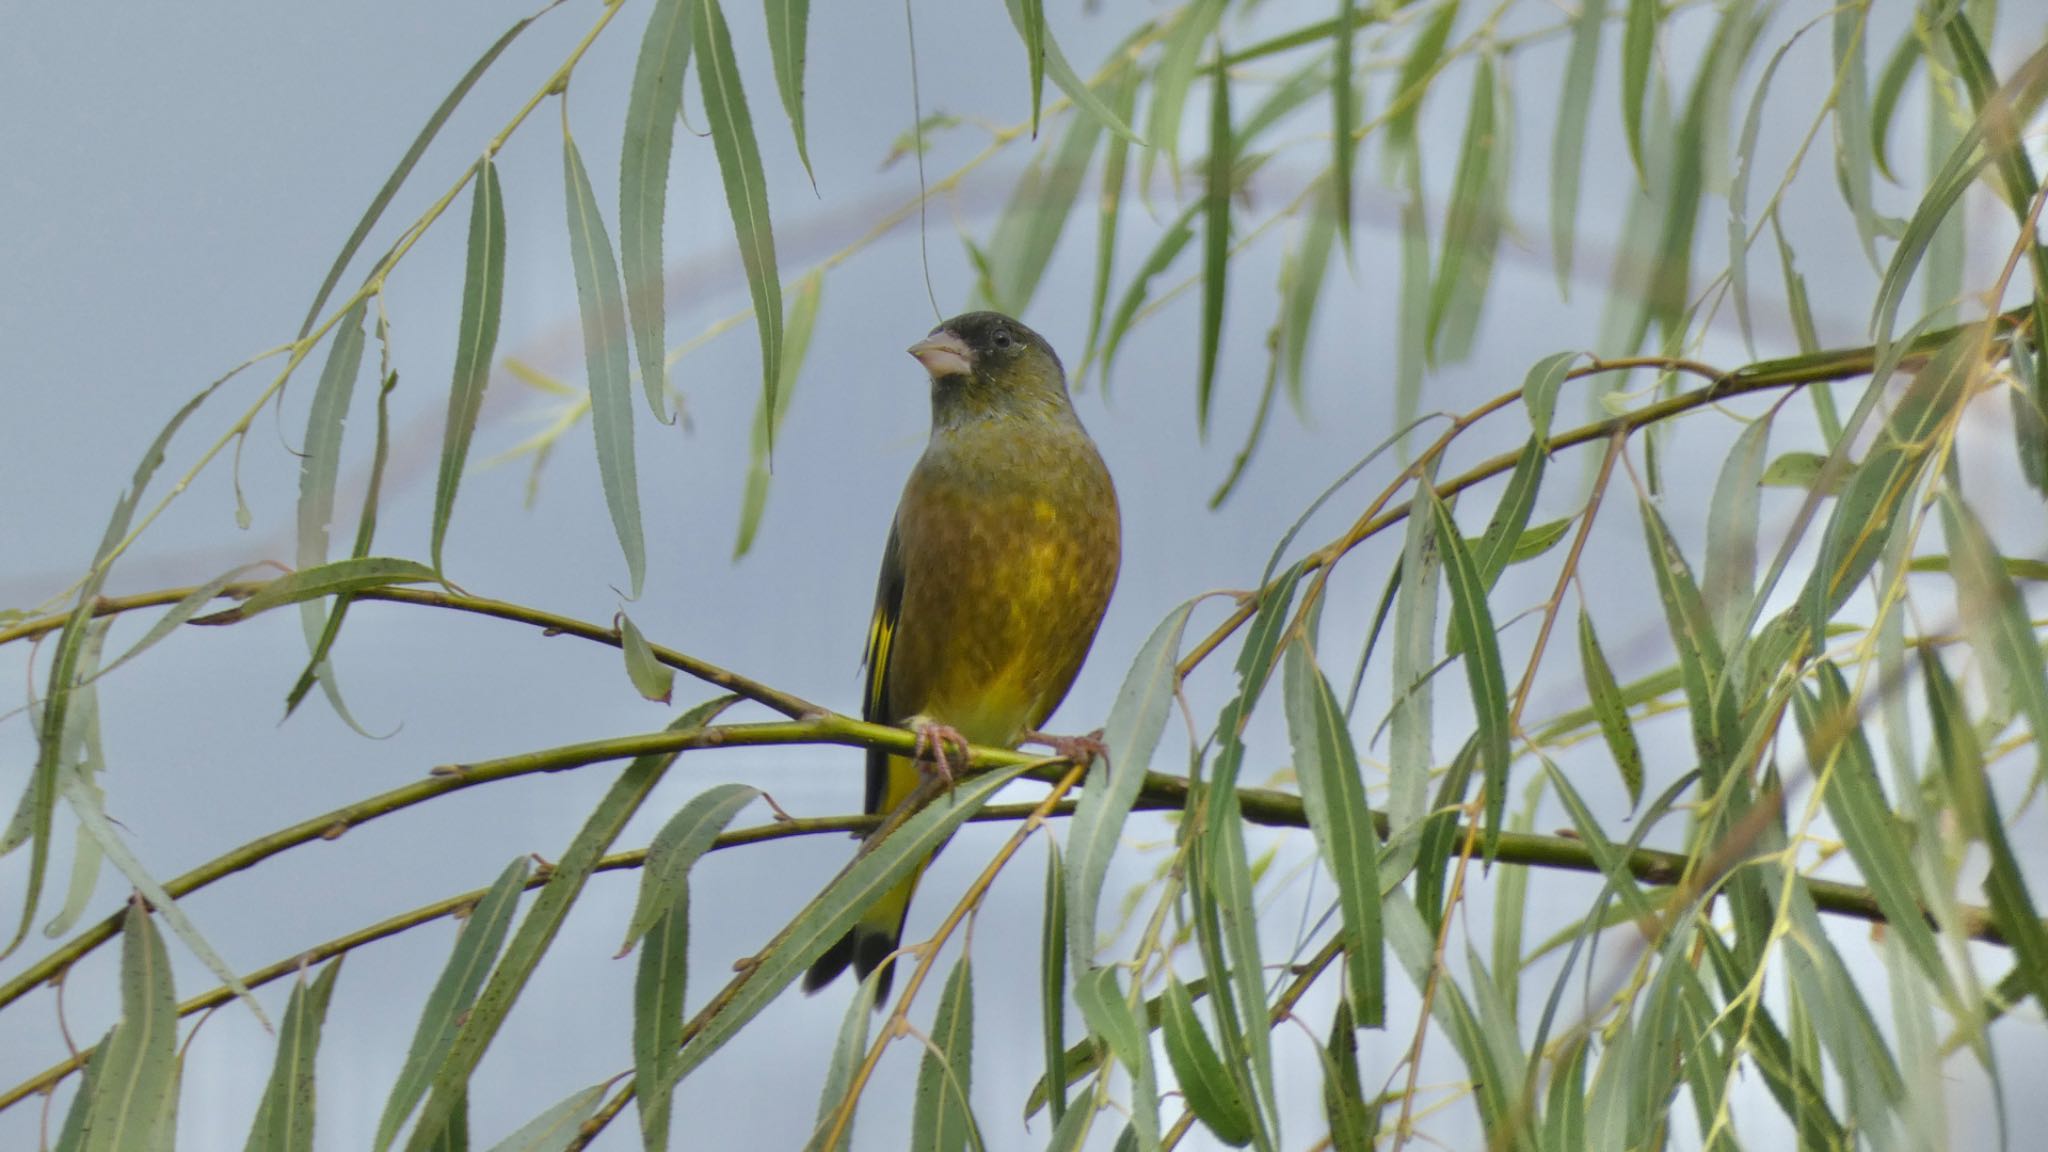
[3,1,2045,1147]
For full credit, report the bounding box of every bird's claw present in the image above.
[1026,727,1109,773]
[911,720,971,792]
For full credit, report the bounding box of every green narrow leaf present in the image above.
[1277,174,1340,416]
[618,613,675,705]
[1759,450,1841,493]
[1018,0,1046,134]
[1919,46,1966,329]
[1597,79,1667,358]
[633,899,689,1151]
[911,956,978,1152]
[297,12,543,339]
[1065,601,1195,967]
[1025,985,1204,1122]
[419,1095,468,1152]
[1282,640,1385,1026]
[1074,967,1159,1151]
[1703,415,1769,651]
[1832,4,1879,264]
[1873,44,2048,344]
[1575,611,1643,810]
[192,557,439,624]
[59,765,266,1029]
[664,760,1036,1093]
[1639,498,1729,776]
[764,0,812,181]
[1413,736,1478,933]
[1792,665,1947,994]
[83,902,179,1151]
[375,858,531,1152]
[1801,327,1976,640]
[1202,776,1277,1147]
[480,1084,606,1152]
[1642,17,1734,349]
[1620,0,1656,183]
[1731,28,1810,358]
[432,159,506,575]
[1208,326,1282,508]
[1080,63,1142,371]
[563,133,646,598]
[44,619,112,940]
[1143,0,1225,188]
[297,302,367,575]
[89,564,261,682]
[1469,436,1545,592]
[1392,152,1428,455]
[1428,490,1511,858]
[402,700,737,1150]
[1322,997,1375,1150]
[1331,0,1357,251]
[294,301,368,715]
[286,364,400,725]
[1427,54,1502,365]
[1385,1,1458,160]
[805,970,877,1152]
[619,782,761,952]
[621,0,695,425]
[53,1027,107,1152]
[1160,973,1253,1146]
[697,0,784,460]
[1551,0,1604,293]
[1869,29,1921,183]
[1503,517,1572,567]
[1540,1035,1589,1152]
[975,99,1105,317]
[1042,1090,1096,1152]
[1938,20,2048,499]
[1520,350,1580,449]
[1099,210,1196,389]
[1387,465,1440,832]
[1040,839,1068,1126]
[999,0,1143,144]
[244,961,343,1152]
[1941,489,2048,785]
[1383,893,1515,1136]
[1196,48,1232,438]
[735,269,822,557]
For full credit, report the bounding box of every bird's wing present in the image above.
[861,519,906,817]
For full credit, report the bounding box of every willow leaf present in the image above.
[563,133,645,597]
[433,159,507,573]
[765,0,812,181]
[621,0,695,424]
[697,0,784,457]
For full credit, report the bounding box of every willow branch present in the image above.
[1173,307,2029,684]
[3,725,2019,1118]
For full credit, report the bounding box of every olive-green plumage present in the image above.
[804,312,1120,1003]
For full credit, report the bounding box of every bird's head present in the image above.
[908,311,1073,427]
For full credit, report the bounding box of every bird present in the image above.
[803,311,1121,1004]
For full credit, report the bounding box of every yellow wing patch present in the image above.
[863,604,895,720]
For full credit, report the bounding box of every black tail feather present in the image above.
[803,926,900,1007]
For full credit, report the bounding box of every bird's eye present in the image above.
[993,328,1013,349]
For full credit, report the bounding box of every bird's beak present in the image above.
[907,331,974,379]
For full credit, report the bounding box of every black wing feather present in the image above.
[861,520,905,817]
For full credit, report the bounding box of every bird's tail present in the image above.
[803,863,924,1005]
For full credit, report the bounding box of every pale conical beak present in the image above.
[907,332,974,379]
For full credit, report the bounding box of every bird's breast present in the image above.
[885,431,1120,745]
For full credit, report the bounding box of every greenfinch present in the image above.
[804,311,1121,1002]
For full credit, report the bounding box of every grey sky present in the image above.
[4,1,2045,1148]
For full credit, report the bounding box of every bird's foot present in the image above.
[910,718,971,791]
[1025,727,1109,772]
